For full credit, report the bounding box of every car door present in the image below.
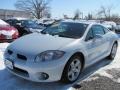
[84,25,107,65]
[92,25,110,55]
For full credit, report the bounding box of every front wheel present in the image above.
[108,43,118,60]
[61,55,82,83]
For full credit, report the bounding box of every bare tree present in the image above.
[73,9,80,20]
[85,13,93,20]
[97,5,114,20]
[109,14,120,23]
[63,15,69,19]
[15,0,51,19]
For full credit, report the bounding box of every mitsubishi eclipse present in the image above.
[4,21,119,83]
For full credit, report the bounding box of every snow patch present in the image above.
[0,52,5,70]
[0,30,15,36]
[96,70,113,79]
[0,19,9,25]
[0,43,9,70]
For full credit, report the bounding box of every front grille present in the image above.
[17,54,27,61]
[12,67,29,78]
[8,50,13,55]
[7,49,27,61]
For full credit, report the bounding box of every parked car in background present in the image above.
[5,19,21,26]
[20,20,45,34]
[37,18,56,27]
[5,19,25,36]
[0,19,19,42]
[5,19,45,36]
[4,20,118,83]
[102,21,116,32]
[115,23,120,33]
[83,20,117,32]
[5,17,26,27]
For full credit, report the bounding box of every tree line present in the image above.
[15,0,120,23]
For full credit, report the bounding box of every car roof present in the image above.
[62,20,100,25]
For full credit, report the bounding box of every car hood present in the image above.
[0,25,16,36]
[8,33,75,56]
[0,25,15,31]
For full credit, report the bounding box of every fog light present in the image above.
[37,72,49,80]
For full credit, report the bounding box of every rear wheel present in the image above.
[108,43,118,60]
[61,55,82,83]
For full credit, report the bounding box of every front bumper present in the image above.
[4,56,69,82]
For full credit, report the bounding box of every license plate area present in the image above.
[6,36,12,39]
[5,60,13,69]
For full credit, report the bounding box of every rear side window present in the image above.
[92,25,105,36]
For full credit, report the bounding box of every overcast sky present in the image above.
[0,0,120,18]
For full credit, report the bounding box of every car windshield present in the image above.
[20,20,44,29]
[41,22,88,39]
[6,19,20,26]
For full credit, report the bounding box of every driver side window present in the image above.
[85,28,94,41]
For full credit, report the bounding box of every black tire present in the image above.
[107,43,118,60]
[61,55,82,83]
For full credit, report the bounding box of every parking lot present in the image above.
[1,0,120,90]
[0,35,119,90]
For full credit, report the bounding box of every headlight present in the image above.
[35,50,65,62]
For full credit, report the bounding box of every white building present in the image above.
[0,9,31,20]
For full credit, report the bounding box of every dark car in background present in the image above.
[115,23,120,33]
[5,19,45,36]
[5,19,25,36]
[20,20,45,34]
